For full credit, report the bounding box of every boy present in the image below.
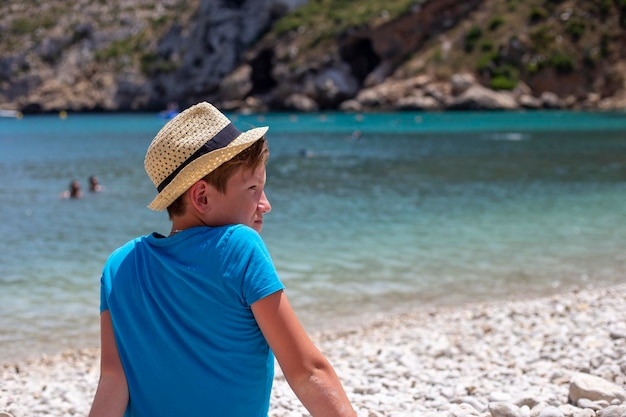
[88,102,356,417]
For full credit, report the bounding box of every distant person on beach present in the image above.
[60,180,82,199]
[88,176,103,192]
[158,101,179,120]
[88,102,356,417]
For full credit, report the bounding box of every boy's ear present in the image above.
[188,180,211,213]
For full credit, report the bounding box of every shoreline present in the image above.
[2,283,625,416]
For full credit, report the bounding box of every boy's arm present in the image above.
[88,310,129,417]
[252,290,357,417]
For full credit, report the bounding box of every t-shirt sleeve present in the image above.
[100,274,109,313]
[99,239,137,314]
[221,226,285,306]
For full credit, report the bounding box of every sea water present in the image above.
[1,110,626,361]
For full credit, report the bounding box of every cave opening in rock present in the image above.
[339,37,381,84]
[249,47,277,95]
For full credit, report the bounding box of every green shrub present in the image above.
[273,15,302,35]
[477,52,498,71]
[95,33,148,64]
[490,75,517,90]
[151,16,168,29]
[529,7,549,23]
[506,0,519,11]
[476,53,519,90]
[489,16,506,31]
[11,18,37,35]
[480,40,494,52]
[491,64,519,84]
[529,26,554,51]
[96,38,135,61]
[41,16,56,30]
[140,53,177,75]
[464,25,483,52]
[565,19,585,42]
[271,0,417,37]
[466,25,483,41]
[526,62,540,74]
[550,53,575,73]
[430,48,444,63]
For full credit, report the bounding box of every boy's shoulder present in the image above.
[106,226,262,258]
[219,224,264,248]
[105,235,147,262]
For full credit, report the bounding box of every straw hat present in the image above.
[144,102,268,211]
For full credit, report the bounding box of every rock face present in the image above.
[447,84,519,110]
[1,0,626,113]
[151,0,306,108]
[0,0,306,112]
[235,0,487,112]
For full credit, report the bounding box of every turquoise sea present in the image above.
[1,110,626,362]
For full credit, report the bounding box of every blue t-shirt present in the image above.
[100,225,285,417]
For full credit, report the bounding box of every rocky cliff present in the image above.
[0,0,306,112]
[1,0,626,113]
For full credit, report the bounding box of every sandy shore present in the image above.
[2,284,625,417]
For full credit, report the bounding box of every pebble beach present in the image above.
[2,284,625,417]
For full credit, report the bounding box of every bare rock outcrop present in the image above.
[2,0,626,113]
[0,0,306,112]
[447,84,519,110]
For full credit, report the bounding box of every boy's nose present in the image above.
[259,191,271,213]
